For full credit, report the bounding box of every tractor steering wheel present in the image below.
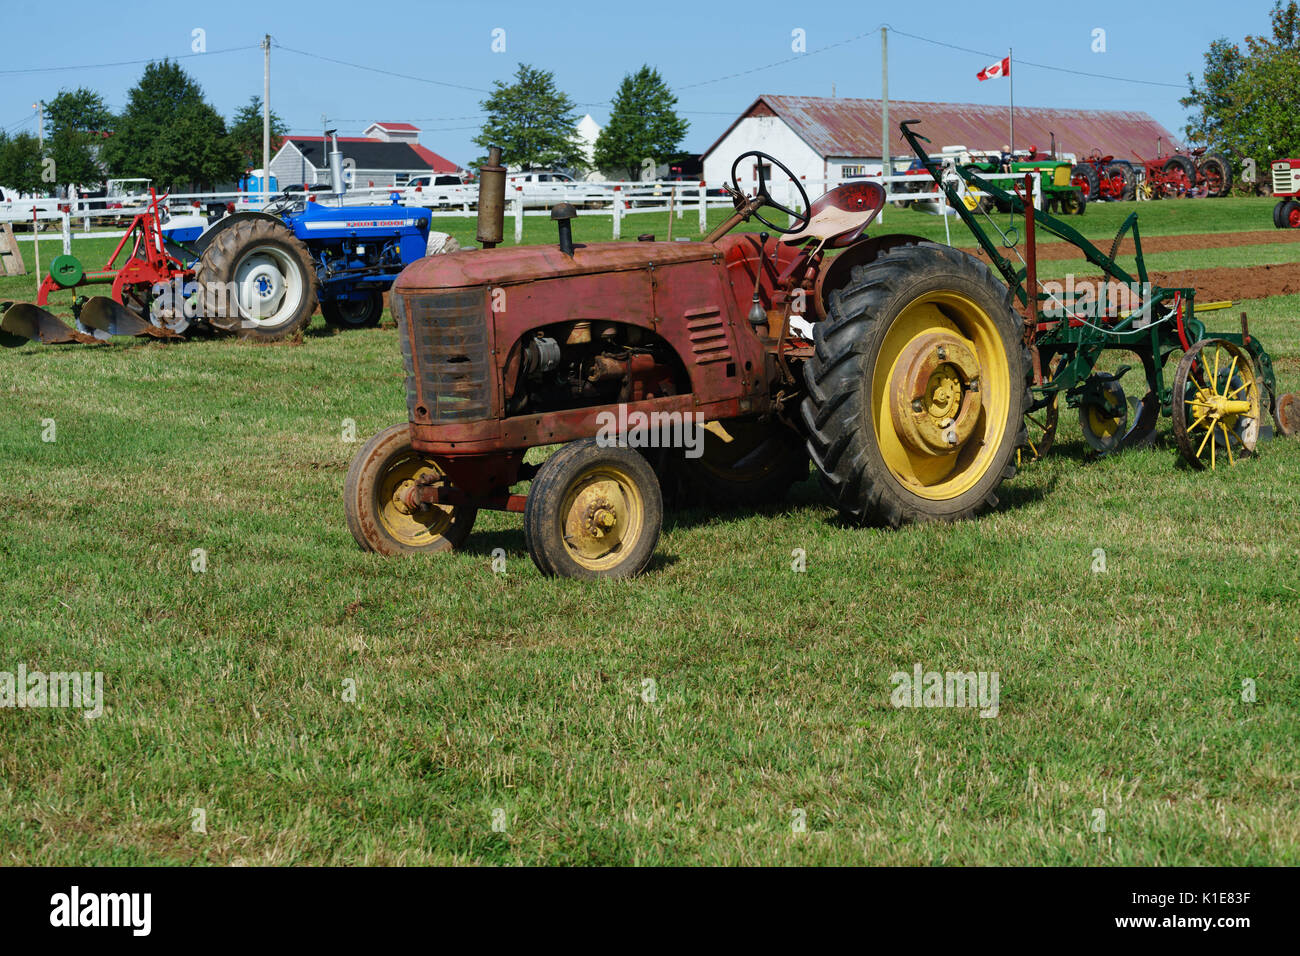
[730,151,811,234]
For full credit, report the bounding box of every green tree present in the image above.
[228,95,287,170]
[592,66,688,181]
[45,87,115,188]
[0,131,44,193]
[1182,2,1300,164]
[100,59,240,189]
[474,63,583,171]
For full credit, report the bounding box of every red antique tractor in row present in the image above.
[345,145,1034,578]
[1272,158,1300,227]
[345,133,1292,579]
[1133,148,1233,200]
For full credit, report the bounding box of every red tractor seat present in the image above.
[780,181,886,248]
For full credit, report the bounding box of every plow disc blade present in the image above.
[80,297,182,340]
[0,303,101,347]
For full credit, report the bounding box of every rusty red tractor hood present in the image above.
[395,240,717,290]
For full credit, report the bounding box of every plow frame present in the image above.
[899,120,1282,430]
[36,189,193,313]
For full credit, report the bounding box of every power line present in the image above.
[0,44,260,76]
[676,28,879,91]
[885,26,1186,89]
[273,43,492,94]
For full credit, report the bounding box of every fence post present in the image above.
[514,187,523,244]
[61,210,71,256]
[613,186,622,240]
[699,183,707,234]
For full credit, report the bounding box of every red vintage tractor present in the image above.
[344,145,1032,578]
[1133,148,1232,200]
[1070,152,1137,202]
[1271,158,1300,227]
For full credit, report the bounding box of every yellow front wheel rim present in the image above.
[558,465,646,571]
[872,291,1011,500]
[376,452,454,547]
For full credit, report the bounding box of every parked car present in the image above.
[404,173,472,209]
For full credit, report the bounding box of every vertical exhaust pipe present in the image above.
[477,146,506,249]
[327,129,347,203]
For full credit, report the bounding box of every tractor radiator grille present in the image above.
[397,288,491,424]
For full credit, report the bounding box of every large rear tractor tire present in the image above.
[673,418,809,508]
[1071,163,1101,202]
[194,217,318,342]
[800,242,1028,526]
[1106,162,1136,201]
[1198,153,1233,197]
[344,423,477,555]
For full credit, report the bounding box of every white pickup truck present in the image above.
[403,174,473,209]
[0,187,63,225]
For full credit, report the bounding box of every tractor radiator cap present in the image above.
[551,202,577,221]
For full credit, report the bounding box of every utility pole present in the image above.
[881,28,890,186]
[33,101,44,150]
[262,34,271,205]
[1008,47,1015,157]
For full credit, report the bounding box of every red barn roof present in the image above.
[409,144,459,174]
[705,95,1181,161]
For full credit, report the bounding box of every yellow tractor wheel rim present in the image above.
[558,464,646,571]
[1086,405,1122,440]
[872,291,1011,500]
[376,452,454,547]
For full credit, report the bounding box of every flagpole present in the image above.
[1008,47,1014,157]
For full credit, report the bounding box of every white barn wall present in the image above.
[703,116,823,205]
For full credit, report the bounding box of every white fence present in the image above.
[0,169,1038,251]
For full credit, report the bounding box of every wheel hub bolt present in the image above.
[911,398,924,413]
[936,346,947,360]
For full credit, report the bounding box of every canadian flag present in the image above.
[977,57,1010,81]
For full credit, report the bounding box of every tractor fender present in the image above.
[814,233,934,320]
[192,211,287,257]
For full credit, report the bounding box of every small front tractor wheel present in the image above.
[1172,339,1260,469]
[800,242,1028,526]
[344,423,477,555]
[1286,201,1300,230]
[524,439,662,579]
[323,291,384,329]
[194,217,319,342]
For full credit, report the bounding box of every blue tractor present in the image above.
[0,132,438,347]
[177,191,434,341]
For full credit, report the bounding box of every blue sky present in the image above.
[0,0,1274,166]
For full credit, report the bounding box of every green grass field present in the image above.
[1,196,1298,865]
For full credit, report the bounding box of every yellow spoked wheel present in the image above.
[344,423,477,555]
[524,439,663,579]
[1018,392,1060,466]
[1172,338,1260,470]
[872,291,1013,500]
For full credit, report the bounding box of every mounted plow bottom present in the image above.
[900,121,1298,470]
[0,191,192,347]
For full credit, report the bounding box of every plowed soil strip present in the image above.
[971,228,1300,262]
[1147,262,1300,303]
